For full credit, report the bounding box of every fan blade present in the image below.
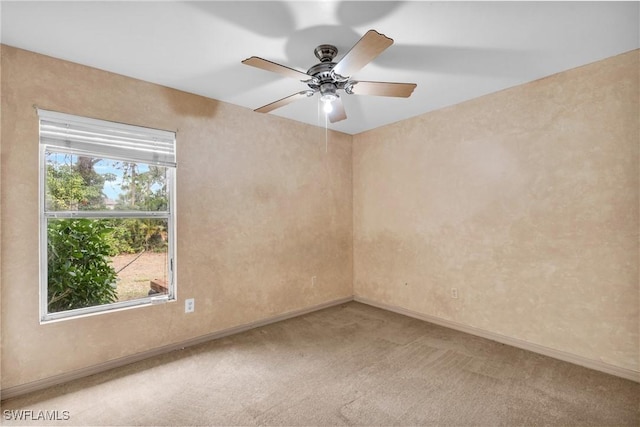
[349,81,416,97]
[328,97,347,123]
[255,91,310,113]
[242,56,312,81]
[332,30,393,78]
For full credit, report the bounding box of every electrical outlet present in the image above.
[185,298,195,313]
[451,288,459,299]
[312,276,317,286]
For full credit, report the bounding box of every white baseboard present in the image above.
[354,295,640,383]
[0,296,353,401]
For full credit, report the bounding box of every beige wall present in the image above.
[353,50,639,372]
[1,44,638,392]
[0,46,353,390]
[0,43,3,387]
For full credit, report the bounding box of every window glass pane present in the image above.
[47,218,169,313]
[45,151,168,212]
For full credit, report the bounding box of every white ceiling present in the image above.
[1,1,638,135]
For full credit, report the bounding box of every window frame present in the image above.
[38,111,177,322]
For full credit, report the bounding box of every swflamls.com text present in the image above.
[3,410,70,421]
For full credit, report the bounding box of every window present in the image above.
[38,109,176,321]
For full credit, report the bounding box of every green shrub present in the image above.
[102,220,136,255]
[47,219,118,312]
[106,218,168,254]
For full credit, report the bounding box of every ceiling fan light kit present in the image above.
[242,29,417,124]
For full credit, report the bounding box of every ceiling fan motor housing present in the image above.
[307,44,348,97]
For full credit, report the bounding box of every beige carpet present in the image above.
[2,302,638,426]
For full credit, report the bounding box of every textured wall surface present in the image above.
[0,44,3,385]
[353,50,639,372]
[0,46,353,390]
[1,44,638,392]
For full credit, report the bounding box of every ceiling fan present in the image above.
[241,29,417,123]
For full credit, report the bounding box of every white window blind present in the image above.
[38,109,176,167]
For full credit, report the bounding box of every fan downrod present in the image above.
[314,44,338,62]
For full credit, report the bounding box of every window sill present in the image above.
[40,296,176,324]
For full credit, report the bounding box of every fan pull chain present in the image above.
[325,112,328,153]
